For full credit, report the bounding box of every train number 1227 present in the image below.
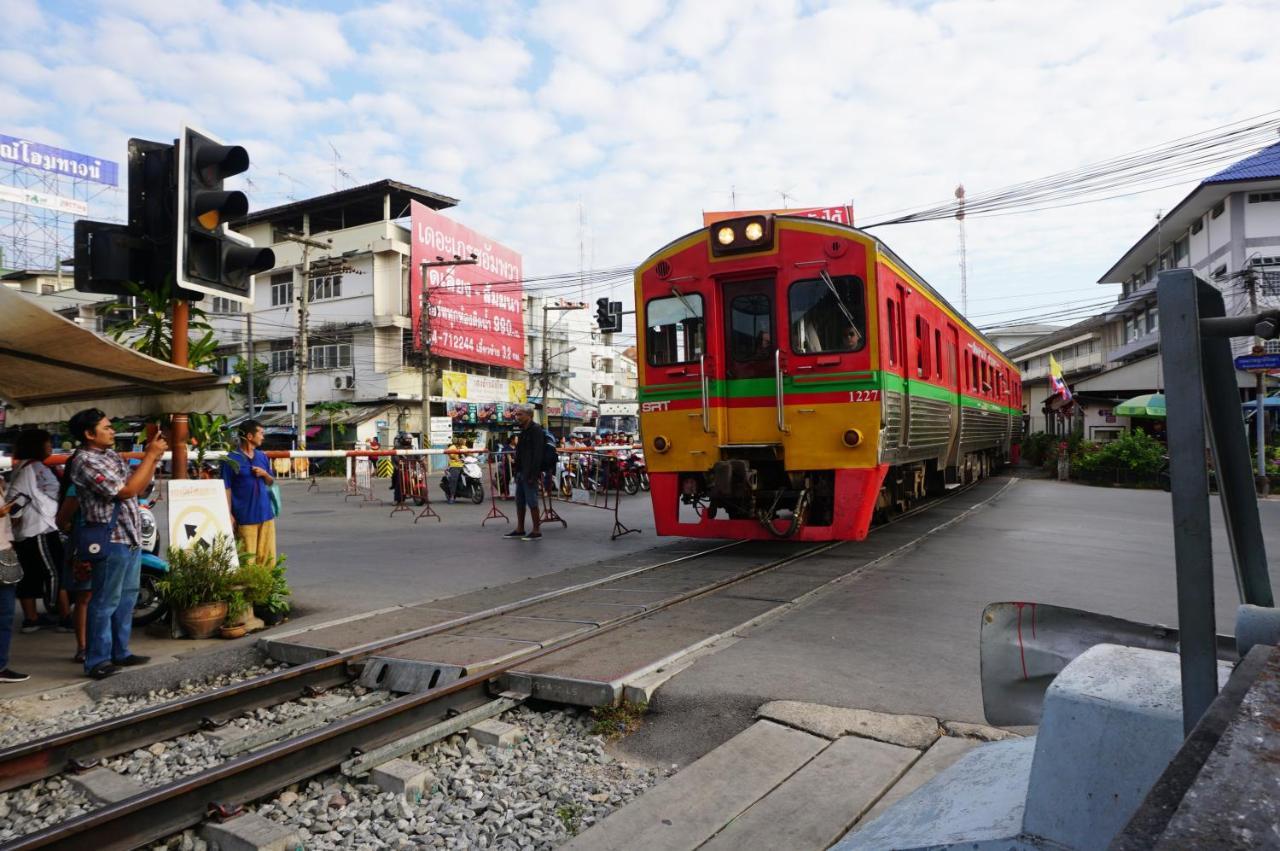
[849,390,881,402]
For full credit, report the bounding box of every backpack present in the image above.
[542,429,558,473]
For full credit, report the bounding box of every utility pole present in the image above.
[281,224,331,452]
[538,300,586,428]
[1247,267,1269,494]
[419,256,478,448]
[245,311,255,416]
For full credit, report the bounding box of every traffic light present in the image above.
[75,126,272,302]
[176,125,273,303]
[595,298,623,333]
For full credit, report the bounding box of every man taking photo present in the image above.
[67,408,167,680]
[223,420,277,567]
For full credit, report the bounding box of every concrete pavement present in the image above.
[615,478,1280,769]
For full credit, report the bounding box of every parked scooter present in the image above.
[621,451,649,494]
[135,481,169,626]
[439,454,486,504]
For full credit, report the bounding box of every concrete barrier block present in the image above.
[468,718,524,748]
[369,758,434,801]
[201,813,301,851]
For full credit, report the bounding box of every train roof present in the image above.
[637,216,1015,372]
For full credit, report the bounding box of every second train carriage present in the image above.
[635,214,1021,541]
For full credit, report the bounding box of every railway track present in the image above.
[0,479,994,850]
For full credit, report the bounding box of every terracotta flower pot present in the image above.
[178,602,229,639]
[219,624,247,639]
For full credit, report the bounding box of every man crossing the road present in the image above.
[504,404,544,541]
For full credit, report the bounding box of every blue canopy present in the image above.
[1241,396,1280,411]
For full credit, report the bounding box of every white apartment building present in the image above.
[211,180,635,446]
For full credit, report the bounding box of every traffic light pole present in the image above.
[171,300,190,480]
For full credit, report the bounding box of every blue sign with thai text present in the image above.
[1234,353,1280,370]
[0,134,118,186]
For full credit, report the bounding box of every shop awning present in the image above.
[0,285,229,425]
[251,402,399,431]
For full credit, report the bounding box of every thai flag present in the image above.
[1049,354,1072,402]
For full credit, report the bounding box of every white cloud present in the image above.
[6,0,1280,326]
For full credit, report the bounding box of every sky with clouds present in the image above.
[4,0,1278,328]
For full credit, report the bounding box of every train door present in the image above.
[881,285,908,455]
[944,324,963,473]
[720,277,779,445]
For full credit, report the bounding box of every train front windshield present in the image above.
[788,275,866,354]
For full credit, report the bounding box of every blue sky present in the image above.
[4,0,1278,328]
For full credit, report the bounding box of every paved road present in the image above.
[3,479,666,698]
[617,479,1280,768]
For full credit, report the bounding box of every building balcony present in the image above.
[1021,352,1105,381]
[1107,329,1160,363]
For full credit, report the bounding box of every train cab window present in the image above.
[788,275,866,354]
[645,294,704,365]
[729,293,775,361]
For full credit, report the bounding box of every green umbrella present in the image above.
[1115,392,1166,418]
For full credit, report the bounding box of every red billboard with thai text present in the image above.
[702,205,854,227]
[410,201,525,370]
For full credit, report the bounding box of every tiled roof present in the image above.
[1203,142,1280,184]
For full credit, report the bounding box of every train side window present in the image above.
[886,300,898,366]
[645,294,704,366]
[788,275,866,353]
[933,329,942,380]
[914,316,930,378]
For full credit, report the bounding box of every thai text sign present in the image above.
[411,201,525,370]
[441,370,527,404]
[702,204,854,227]
[0,184,89,215]
[0,134,119,186]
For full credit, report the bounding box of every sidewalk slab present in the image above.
[701,735,918,851]
[859,734,980,825]
[759,700,941,748]
[563,720,826,851]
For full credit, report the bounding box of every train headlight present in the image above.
[716,226,735,246]
[744,221,764,241]
[842,428,863,448]
[653,435,670,453]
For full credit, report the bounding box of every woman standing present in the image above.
[9,430,71,635]
[0,476,29,683]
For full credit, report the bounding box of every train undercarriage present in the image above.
[674,449,1002,539]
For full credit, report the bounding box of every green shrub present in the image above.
[158,535,237,611]
[1073,428,1165,480]
[1021,432,1055,466]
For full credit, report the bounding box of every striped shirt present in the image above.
[69,447,141,546]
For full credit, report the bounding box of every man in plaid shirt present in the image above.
[67,409,167,680]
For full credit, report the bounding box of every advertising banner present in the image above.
[441,370,528,405]
[410,201,525,370]
[701,204,854,227]
[0,184,89,215]
[0,134,119,186]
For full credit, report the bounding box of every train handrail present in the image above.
[700,353,712,433]
[775,349,789,433]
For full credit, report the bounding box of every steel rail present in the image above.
[0,539,745,793]
[4,477,997,850]
[6,536,851,851]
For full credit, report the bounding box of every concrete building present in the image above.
[211,179,636,447]
[984,323,1063,353]
[1013,142,1280,440]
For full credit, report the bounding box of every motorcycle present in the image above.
[621,451,648,495]
[134,482,169,626]
[439,454,486,504]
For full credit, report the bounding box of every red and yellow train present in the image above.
[635,214,1020,541]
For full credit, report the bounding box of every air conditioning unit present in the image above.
[332,376,344,390]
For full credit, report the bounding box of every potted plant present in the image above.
[256,553,292,626]
[220,590,249,639]
[158,535,237,639]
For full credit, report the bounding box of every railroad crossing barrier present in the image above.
[549,448,640,540]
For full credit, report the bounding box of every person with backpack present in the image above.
[0,477,29,683]
[503,404,546,541]
[8,430,72,634]
[65,408,167,679]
